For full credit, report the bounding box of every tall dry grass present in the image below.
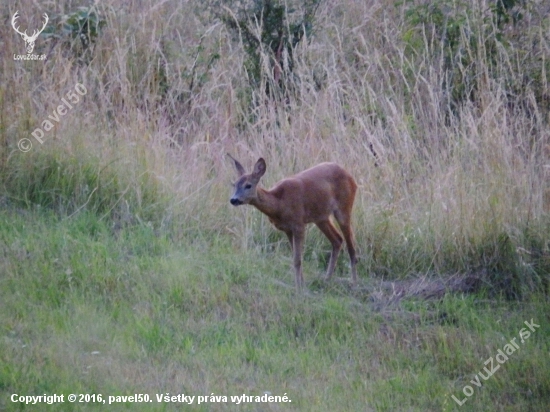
[1,0,548,295]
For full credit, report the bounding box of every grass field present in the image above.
[1,0,549,410]
[1,209,549,411]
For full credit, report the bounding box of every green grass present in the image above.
[1,209,548,411]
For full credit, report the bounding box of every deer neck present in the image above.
[250,187,280,219]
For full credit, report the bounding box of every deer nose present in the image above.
[230,198,242,206]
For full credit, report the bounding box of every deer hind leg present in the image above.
[316,219,343,280]
[334,211,358,285]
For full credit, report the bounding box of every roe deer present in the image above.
[228,155,358,289]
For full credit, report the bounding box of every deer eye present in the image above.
[245,184,252,189]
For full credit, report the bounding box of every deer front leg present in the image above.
[284,230,293,248]
[291,228,305,289]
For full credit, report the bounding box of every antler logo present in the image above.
[12,11,49,54]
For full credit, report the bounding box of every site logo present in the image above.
[12,10,48,61]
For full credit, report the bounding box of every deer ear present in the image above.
[227,153,245,177]
[252,158,266,180]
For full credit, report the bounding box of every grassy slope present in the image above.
[1,0,549,410]
[1,209,549,411]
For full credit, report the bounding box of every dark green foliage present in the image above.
[42,6,106,61]
[477,232,521,299]
[221,0,321,95]
[401,0,546,115]
[491,0,524,27]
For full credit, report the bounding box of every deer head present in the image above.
[228,155,266,206]
[12,11,49,54]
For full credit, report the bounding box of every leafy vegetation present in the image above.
[220,0,321,96]
[402,0,548,114]
[42,6,107,61]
